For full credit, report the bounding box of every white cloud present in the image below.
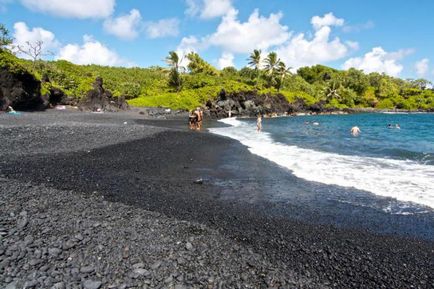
[145,18,180,39]
[19,0,115,19]
[218,52,234,68]
[103,9,142,40]
[186,0,234,19]
[311,12,344,30]
[276,14,355,69]
[175,36,202,68]
[177,36,201,55]
[56,35,130,66]
[415,58,429,77]
[12,22,59,59]
[343,47,412,77]
[176,11,355,70]
[207,9,290,54]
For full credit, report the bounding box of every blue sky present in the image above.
[1,0,434,80]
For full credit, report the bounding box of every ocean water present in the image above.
[209,113,434,211]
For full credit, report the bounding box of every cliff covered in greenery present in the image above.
[1,49,433,111]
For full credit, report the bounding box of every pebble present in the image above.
[82,280,102,289]
[132,262,145,269]
[80,265,95,273]
[151,261,161,270]
[48,248,62,257]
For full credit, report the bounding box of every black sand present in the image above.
[1,110,433,288]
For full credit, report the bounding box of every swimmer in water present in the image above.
[395,123,400,129]
[256,114,262,132]
[350,126,361,136]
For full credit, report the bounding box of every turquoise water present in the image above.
[266,113,434,165]
[210,113,434,209]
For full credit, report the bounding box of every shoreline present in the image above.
[1,110,433,288]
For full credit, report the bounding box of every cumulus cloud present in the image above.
[343,47,413,76]
[185,0,233,19]
[207,9,290,54]
[12,22,59,58]
[175,11,356,70]
[311,13,344,30]
[218,52,234,69]
[19,0,115,19]
[145,18,180,39]
[103,9,142,40]
[175,36,202,68]
[56,35,130,66]
[276,13,356,69]
[177,36,201,55]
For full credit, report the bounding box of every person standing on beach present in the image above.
[189,110,198,130]
[257,114,262,132]
[350,126,361,136]
[194,107,203,130]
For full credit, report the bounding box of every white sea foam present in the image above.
[210,118,434,209]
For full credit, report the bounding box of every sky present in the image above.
[1,0,434,81]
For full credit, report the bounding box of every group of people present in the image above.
[189,107,203,130]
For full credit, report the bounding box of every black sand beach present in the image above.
[1,110,433,289]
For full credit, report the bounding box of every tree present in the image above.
[0,24,13,50]
[409,78,432,90]
[275,61,292,91]
[165,51,183,72]
[186,52,217,75]
[247,49,262,71]
[264,52,280,75]
[16,40,53,72]
[165,51,184,91]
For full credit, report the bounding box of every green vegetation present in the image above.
[1,48,433,111]
[0,24,12,50]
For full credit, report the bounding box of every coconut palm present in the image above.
[165,51,184,91]
[165,51,183,72]
[264,52,280,75]
[247,49,262,71]
[276,61,292,91]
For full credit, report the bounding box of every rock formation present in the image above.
[205,90,291,118]
[0,67,45,111]
[79,77,129,112]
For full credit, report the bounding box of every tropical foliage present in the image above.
[1,48,433,111]
[0,24,12,50]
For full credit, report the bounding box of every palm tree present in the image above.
[276,61,292,91]
[165,51,184,91]
[165,51,183,72]
[247,49,262,71]
[264,52,280,75]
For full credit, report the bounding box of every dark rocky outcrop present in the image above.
[0,67,45,111]
[79,77,129,112]
[205,90,291,118]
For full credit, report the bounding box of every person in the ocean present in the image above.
[350,126,361,136]
[387,124,393,129]
[257,114,262,132]
[395,123,400,129]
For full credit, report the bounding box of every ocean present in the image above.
[209,113,434,214]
